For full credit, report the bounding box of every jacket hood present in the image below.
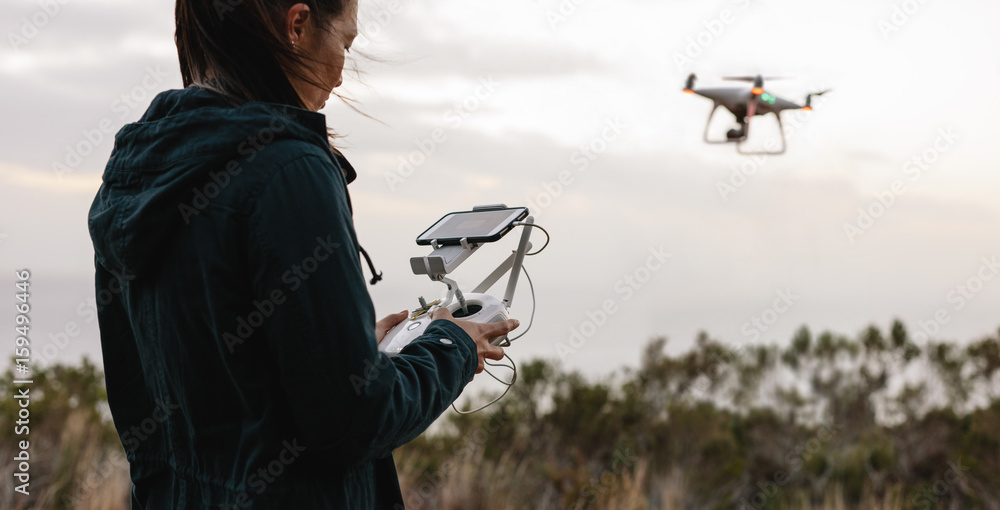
[88,86,355,278]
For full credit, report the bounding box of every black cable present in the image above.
[519,223,550,256]
[358,245,383,285]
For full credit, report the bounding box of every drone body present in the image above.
[683,74,829,155]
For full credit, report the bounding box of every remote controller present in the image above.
[379,293,509,356]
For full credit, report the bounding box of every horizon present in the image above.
[1,0,999,379]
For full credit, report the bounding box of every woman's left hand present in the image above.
[375,310,409,344]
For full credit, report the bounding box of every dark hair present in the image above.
[175,0,350,147]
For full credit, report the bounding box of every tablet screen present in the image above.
[417,208,526,244]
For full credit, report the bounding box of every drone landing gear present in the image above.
[736,114,786,156]
[702,104,787,156]
[702,104,741,145]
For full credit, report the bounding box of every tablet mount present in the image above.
[378,204,543,413]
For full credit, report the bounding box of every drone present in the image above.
[683,74,830,155]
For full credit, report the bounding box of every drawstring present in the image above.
[337,156,380,285]
[333,152,379,285]
[359,245,383,285]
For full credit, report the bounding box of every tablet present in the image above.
[416,207,528,246]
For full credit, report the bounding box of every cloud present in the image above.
[0,161,101,193]
[2,0,1000,374]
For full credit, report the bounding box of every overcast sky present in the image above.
[2,0,999,379]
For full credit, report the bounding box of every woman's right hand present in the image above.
[430,307,517,375]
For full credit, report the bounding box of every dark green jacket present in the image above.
[88,86,477,509]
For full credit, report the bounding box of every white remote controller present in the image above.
[378,293,510,356]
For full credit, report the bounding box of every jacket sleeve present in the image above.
[246,152,478,465]
[93,260,170,485]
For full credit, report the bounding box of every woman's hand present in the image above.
[375,310,409,344]
[430,307,518,375]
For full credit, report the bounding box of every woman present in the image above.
[87,0,517,508]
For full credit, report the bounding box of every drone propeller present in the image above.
[722,75,788,95]
[683,73,697,93]
[803,90,832,110]
[722,76,789,82]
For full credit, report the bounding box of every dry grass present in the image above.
[396,454,927,510]
[0,409,130,510]
[6,326,999,510]
[0,412,961,510]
